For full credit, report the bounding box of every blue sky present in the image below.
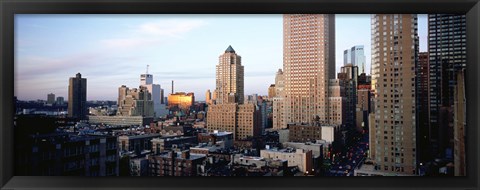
[15,14,427,101]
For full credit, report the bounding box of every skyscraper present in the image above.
[273,69,286,130]
[207,46,261,139]
[283,14,335,126]
[343,49,351,66]
[344,45,366,73]
[68,73,87,119]
[370,14,419,175]
[416,52,431,165]
[427,14,466,160]
[47,93,55,105]
[205,89,212,105]
[140,68,167,117]
[215,45,244,104]
[350,45,366,74]
[339,64,358,129]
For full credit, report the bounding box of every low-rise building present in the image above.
[130,157,149,176]
[197,131,234,149]
[149,150,205,176]
[288,124,322,143]
[260,148,313,173]
[232,154,287,176]
[16,132,119,176]
[118,133,161,155]
[151,136,198,154]
[88,115,153,126]
[207,103,261,140]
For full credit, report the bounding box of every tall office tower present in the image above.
[207,46,260,138]
[205,89,212,105]
[339,64,358,129]
[273,69,286,130]
[343,49,351,66]
[344,45,366,73]
[117,85,154,117]
[416,52,431,165]
[371,14,419,175]
[351,45,366,74]
[140,69,167,117]
[453,69,466,176]
[47,93,55,105]
[215,45,244,104]
[428,14,466,160]
[68,73,87,119]
[327,79,346,126]
[283,14,335,125]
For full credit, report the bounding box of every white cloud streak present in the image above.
[100,19,207,49]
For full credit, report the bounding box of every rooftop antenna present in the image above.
[146,65,150,74]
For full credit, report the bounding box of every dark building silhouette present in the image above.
[68,73,87,119]
[427,14,466,161]
[416,52,431,165]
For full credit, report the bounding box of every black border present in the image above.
[1,0,479,190]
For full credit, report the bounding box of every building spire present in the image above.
[225,45,235,53]
[146,65,149,74]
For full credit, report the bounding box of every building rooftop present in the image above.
[225,45,235,53]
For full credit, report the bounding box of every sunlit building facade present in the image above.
[371,14,418,175]
[168,92,195,111]
[215,45,244,104]
[283,14,335,126]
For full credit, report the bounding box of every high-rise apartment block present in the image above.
[427,14,466,160]
[370,14,419,175]
[68,73,87,119]
[117,85,154,117]
[283,14,335,126]
[47,93,55,105]
[215,45,244,104]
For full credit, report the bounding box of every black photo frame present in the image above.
[1,0,479,189]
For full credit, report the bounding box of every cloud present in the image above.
[100,19,207,50]
[139,20,206,37]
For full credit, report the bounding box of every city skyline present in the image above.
[15,14,428,101]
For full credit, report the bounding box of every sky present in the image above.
[15,14,427,101]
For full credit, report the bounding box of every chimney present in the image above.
[171,80,174,94]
